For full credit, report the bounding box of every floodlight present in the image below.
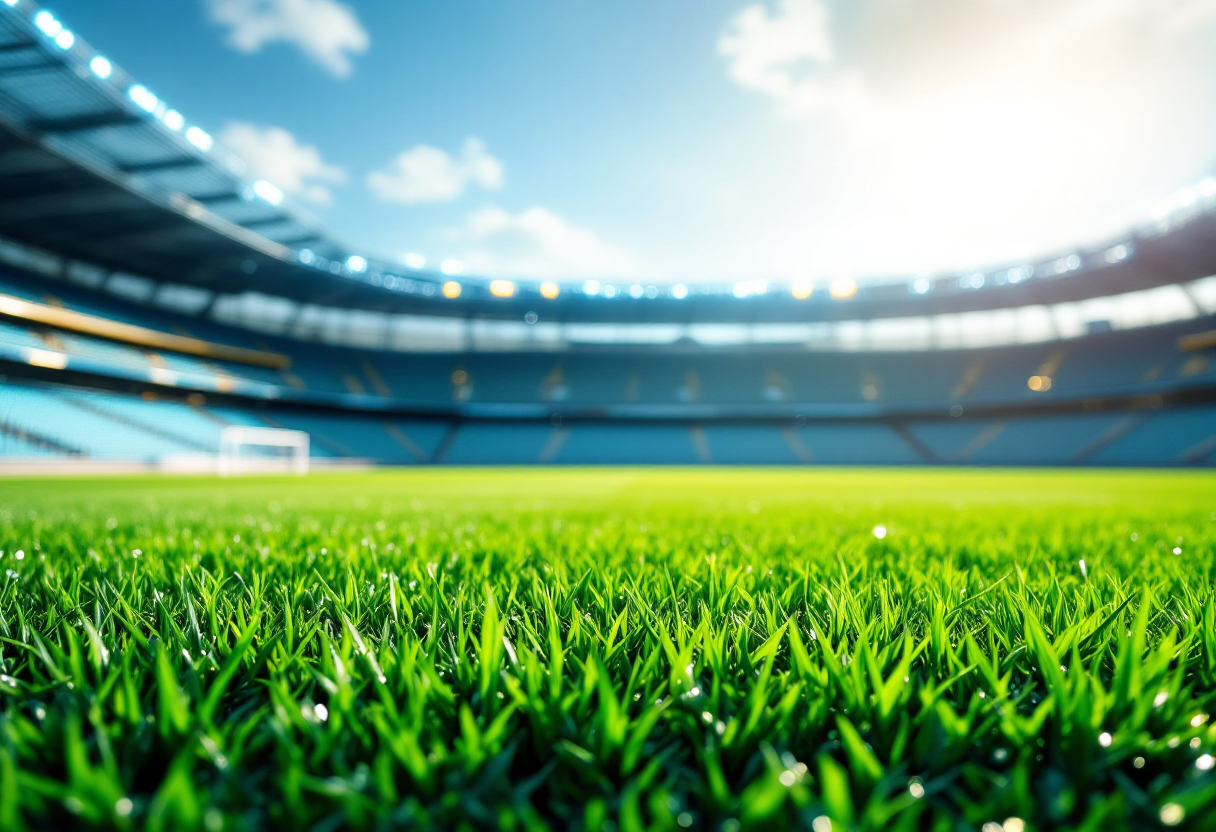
[602,285,618,298]
[442,281,461,298]
[54,29,74,50]
[89,55,112,79]
[345,255,367,273]
[185,126,213,151]
[1104,244,1129,264]
[403,252,426,269]
[298,249,315,265]
[1200,178,1216,198]
[2,0,20,8]
[583,280,601,296]
[440,259,464,276]
[670,283,688,299]
[252,179,283,206]
[630,284,644,299]
[162,109,184,131]
[33,10,61,37]
[489,280,516,298]
[127,84,158,113]
[540,282,560,299]
[912,278,930,295]
[829,279,856,299]
[791,280,813,299]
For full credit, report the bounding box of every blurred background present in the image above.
[0,0,1214,470]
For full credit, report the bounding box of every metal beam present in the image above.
[30,111,144,134]
[118,156,205,174]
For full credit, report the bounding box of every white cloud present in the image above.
[457,207,632,279]
[207,0,369,78]
[718,0,863,116]
[218,122,346,204]
[367,139,504,205]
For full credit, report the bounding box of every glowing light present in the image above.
[298,249,315,265]
[1160,804,1185,826]
[345,255,367,273]
[671,283,688,299]
[540,282,560,299]
[185,126,213,151]
[127,84,158,113]
[2,0,20,8]
[252,179,283,206]
[489,280,516,298]
[583,280,601,296]
[34,11,61,37]
[791,280,813,299]
[440,259,464,276]
[26,348,67,369]
[602,284,618,298]
[442,281,462,299]
[1098,732,1112,747]
[162,110,184,131]
[829,279,856,299]
[402,252,425,269]
[89,55,113,79]
[1027,375,1052,392]
[873,524,887,540]
[54,29,74,50]
[912,278,931,295]
[908,782,924,799]
[1198,754,1215,771]
[629,284,645,299]
[1200,178,1216,198]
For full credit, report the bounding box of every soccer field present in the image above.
[0,469,1213,831]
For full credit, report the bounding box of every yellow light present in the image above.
[26,348,67,369]
[442,281,462,299]
[829,279,857,299]
[489,280,516,298]
[791,280,813,300]
[1028,375,1052,392]
[540,282,560,299]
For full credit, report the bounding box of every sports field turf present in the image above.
[0,468,1213,831]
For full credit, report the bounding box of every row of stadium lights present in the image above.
[18,1,1211,304]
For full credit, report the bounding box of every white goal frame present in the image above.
[218,426,310,476]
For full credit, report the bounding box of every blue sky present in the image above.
[46,0,1216,283]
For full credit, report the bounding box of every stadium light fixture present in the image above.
[489,280,516,298]
[345,255,367,273]
[791,280,813,300]
[2,0,20,8]
[583,280,601,296]
[252,179,283,206]
[829,279,857,299]
[440,259,464,276]
[540,282,560,299]
[911,278,931,295]
[162,110,184,131]
[54,29,74,50]
[629,284,645,299]
[602,284,618,298]
[442,281,461,298]
[298,249,315,265]
[185,126,213,152]
[89,55,112,79]
[403,252,426,269]
[670,283,688,299]
[1028,375,1052,392]
[1104,244,1130,264]
[127,84,158,113]
[33,10,61,37]
[1200,178,1216,198]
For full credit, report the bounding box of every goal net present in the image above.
[218,426,310,476]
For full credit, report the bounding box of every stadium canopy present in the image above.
[3,0,1216,325]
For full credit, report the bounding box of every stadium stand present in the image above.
[0,0,1214,468]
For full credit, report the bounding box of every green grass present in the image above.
[0,468,1214,831]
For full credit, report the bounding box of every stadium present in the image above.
[0,1,1214,830]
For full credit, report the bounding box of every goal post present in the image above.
[218,426,310,476]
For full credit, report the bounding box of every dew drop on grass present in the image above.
[779,770,796,786]
[873,525,887,540]
[1154,691,1169,707]
[1197,754,1214,770]
[909,781,924,798]
[115,798,133,817]
[1160,804,1185,826]
[812,817,832,832]
[1134,756,1145,768]
[1099,732,1112,747]
[1003,820,1025,832]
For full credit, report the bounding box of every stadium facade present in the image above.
[0,0,1214,468]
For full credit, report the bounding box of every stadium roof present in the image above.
[2,0,1216,325]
